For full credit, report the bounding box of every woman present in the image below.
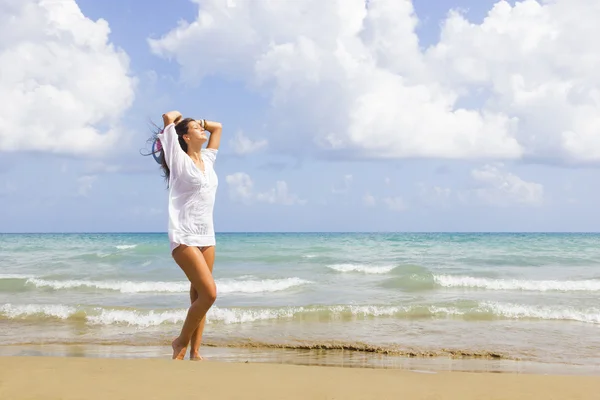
[155,110,222,360]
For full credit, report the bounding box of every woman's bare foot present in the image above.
[171,338,187,360]
[190,352,203,361]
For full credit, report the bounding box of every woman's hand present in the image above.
[162,111,183,128]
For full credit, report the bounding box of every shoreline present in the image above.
[1,343,598,376]
[2,356,600,400]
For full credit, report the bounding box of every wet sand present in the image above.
[2,343,599,375]
[1,356,599,400]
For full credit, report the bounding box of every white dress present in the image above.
[157,123,219,252]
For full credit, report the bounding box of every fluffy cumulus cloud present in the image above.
[417,184,453,208]
[418,164,544,207]
[427,0,600,164]
[363,192,376,207]
[149,0,600,164]
[383,196,408,212]
[229,131,268,155]
[225,172,305,205]
[225,172,253,203]
[467,164,544,206]
[76,175,97,197]
[0,0,135,155]
[331,174,353,194]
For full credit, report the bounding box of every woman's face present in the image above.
[184,120,207,144]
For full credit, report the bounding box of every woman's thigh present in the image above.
[173,245,215,294]
[200,246,215,273]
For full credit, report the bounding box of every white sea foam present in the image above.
[428,306,467,317]
[0,274,35,280]
[86,309,186,327]
[327,305,409,317]
[434,275,600,292]
[2,302,600,326]
[208,306,305,324]
[217,277,311,294]
[86,306,312,327]
[27,278,189,293]
[0,303,76,319]
[85,306,311,327]
[115,245,137,250]
[327,264,396,274]
[208,305,404,323]
[480,302,600,324]
[0,304,406,326]
[0,304,420,326]
[0,304,310,326]
[25,277,310,294]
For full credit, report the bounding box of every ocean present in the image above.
[1,232,599,373]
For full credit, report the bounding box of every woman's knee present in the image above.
[199,280,217,305]
[174,246,217,303]
[207,286,217,305]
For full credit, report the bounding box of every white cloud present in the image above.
[226,172,305,205]
[229,131,268,155]
[468,164,544,207]
[417,164,544,207]
[331,174,353,194]
[256,181,305,205]
[77,175,97,197]
[149,0,600,164]
[426,0,600,164]
[383,196,407,212]
[0,0,135,155]
[418,184,453,208]
[225,172,254,204]
[363,192,376,207]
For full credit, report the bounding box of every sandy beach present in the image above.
[1,356,599,400]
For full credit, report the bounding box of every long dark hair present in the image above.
[144,117,196,185]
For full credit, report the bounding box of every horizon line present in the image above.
[2,231,600,235]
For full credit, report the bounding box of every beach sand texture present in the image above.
[1,356,599,400]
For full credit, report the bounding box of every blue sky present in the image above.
[1,0,599,233]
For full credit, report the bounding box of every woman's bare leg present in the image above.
[190,246,215,360]
[171,245,217,360]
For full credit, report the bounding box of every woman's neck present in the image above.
[187,147,202,162]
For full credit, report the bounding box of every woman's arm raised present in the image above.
[162,111,183,128]
[203,120,223,150]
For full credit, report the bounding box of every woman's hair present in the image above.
[144,117,196,185]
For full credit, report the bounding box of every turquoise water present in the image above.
[1,233,599,368]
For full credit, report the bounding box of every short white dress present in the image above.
[158,123,219,252]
